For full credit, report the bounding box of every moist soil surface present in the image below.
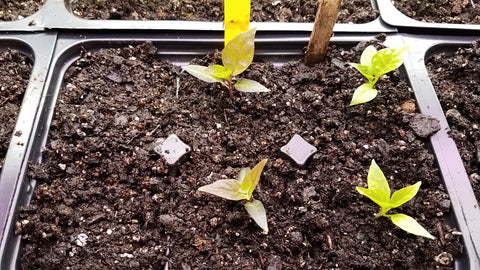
[393,0,480,24]
[70,0,378,23]
[0,0,44,21]
[19,38,462,269]
[427,40,480,203]
[0,49,32,171]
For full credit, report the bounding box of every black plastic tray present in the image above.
[0,32,57,268]
[0,0,395,33]
[0,32,479,269]
[395,34,480,269]
[377,0,480,34]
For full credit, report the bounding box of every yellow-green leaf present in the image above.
[239,159,268,200]
[367,160,391,197]
[371,45,409,78]
[182,65,222,83]
[245,199,269,233]
[198,179,246,201]
[350,83,378,106]
[360,45,377,66]
[204,65,232,80]
[390,181,421,208]
[356,187,391,208]
[235,78,270,93]
[237,167,250,183]
[222,28,256,76]
[349,63,374,81]
[390,213,435,239]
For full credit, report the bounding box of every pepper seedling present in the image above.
[198,159,269,233]
[349,44,409,106]
[356,160,435,239]
[182,28,270,98]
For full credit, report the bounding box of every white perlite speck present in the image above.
[75,233,88,247]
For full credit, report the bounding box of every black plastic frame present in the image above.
[377,0,480,35]
[0,0,395,33]
[0,32,478,269]
[0,32,57,269]
[391,34,480,269]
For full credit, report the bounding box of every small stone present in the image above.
[113,55,125,65]
[154,134,191,166]
[434,252,453,265]
[280,134,317,167]
[290,231,303,243]
[446,109,470,128]
[209,217,218,228]
[302,186,317,200]
[470,173,480,185]
[401,99,416,113]
[409,114,441,138]
[266,255,283,270]
[106,72,123,83]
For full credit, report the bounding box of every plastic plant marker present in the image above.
[280,134,317,167]
[224,0,251,47]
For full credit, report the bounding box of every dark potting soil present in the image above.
[18,38,462,269]
[426,40,480,203]
[0,0,44,21]
[393,0,480,24]
[0,49,32,172]
[70,0,378,23]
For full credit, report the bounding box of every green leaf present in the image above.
[350,83,378,106]
[390,181,421,208]
[244,199,269,233]
[360,45,377,66]
[237,167,250,183]
[198,179,246,201]
[356,187,391,208]
[182,65,222,83]
[234,78,270,93]
[222,28,256,76]
[349,63,373,81]
[239,159,268,200]
[390,213,435,239]
[371,45,409,78]
[367,160,391,197]
[203,65,232,80]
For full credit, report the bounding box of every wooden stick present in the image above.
[305,0,342,66]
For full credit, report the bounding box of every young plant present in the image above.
[349,44,409,106]
[356,160,435,239]
[198,159,269,233]
[182,28,270,98]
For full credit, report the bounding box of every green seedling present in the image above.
[349,44,409,106]
[198,159,269,233]
[356,160,435,239]
[182,28,270,98]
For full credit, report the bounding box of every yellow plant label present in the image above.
[224,0,251,46]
